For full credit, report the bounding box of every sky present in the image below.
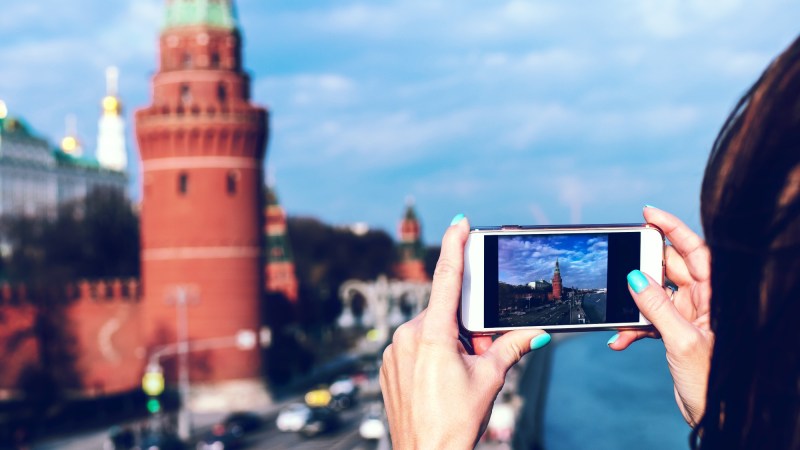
[498,234,608,288]
[2,1,799,244]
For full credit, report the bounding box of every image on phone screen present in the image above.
[497,234,607,327]
[482,232,642,328]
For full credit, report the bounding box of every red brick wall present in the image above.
[66,280,144,395]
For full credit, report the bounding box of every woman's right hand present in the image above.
[609,206,714,428]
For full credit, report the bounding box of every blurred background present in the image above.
[0,1,798,449]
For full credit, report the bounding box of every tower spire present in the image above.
[61,114,82,156]
[97,66,127,172]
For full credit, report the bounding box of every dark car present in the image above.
[221,411,263,436]
[300,407,340,438]
[104,426,136,450]
[134,431,185,450]
[196,423,241,450]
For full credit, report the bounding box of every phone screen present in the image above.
[482,232,642,328]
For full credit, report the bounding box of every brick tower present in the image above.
[552,259,562,301]
[394,200,428,282]
[264,187,298,303]
[134,0,268,405]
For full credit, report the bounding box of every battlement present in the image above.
[71,278,142,303]
[0,278,141,306]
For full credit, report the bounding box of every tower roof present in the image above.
[164,0,238,30]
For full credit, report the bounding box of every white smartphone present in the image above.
[460,224,664,334]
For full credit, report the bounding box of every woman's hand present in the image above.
[380,215,550,449]
[609,206,714,427]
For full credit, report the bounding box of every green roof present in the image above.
[54,150,102,169]
[164,0,238,30]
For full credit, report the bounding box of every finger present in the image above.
[664,246,692,286]
[608,329,659,351]
[482,330,550,374]
[643,206,710,282]
[471,335,493,356]
[421,215,470,340]
[627,270,694,348]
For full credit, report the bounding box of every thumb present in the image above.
[481,330,551,373]
[627,270,693,347]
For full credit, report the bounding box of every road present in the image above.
[238,403,380,450]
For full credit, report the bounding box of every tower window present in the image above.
[178,172,189,195]
[211,52,220,68]
[180,84,192,104]
[218,83,227,103]
[226,171,239,195]
[182,53,192,68]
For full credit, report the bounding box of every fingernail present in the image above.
[607,333,619,346]
[530,333,551,350]
[450,213,465,226]
[644,204,657,209]
[627,270,649,294]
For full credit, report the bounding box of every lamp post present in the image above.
[164,286,195,440]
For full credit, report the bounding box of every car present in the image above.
[133,431,185,450]
[196,424,241,450]
[276,403,311,432]
[299,407,340,438]
[358,410,386,441]
[104,426,136,450]
[221,411,263,436]
[329,378,358,411]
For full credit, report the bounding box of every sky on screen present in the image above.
[498,234,608,288]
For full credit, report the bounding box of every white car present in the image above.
[276,403,311,432]
[359,414,386,440]
[359,403,387,441]
[329,378,356,397]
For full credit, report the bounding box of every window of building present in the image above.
[211,52,220,68]
[178,172,188,195]
[226,171,239,195]
[183,53,192,68]
[218,83,227,103]
[180,84,192,104]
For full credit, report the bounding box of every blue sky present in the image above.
[2,1,799,244]
[499,234,608,288]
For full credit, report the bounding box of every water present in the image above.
[543,332,691,450]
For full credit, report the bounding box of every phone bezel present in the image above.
[460,223,664,334]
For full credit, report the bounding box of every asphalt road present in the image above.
[240,404,380,450]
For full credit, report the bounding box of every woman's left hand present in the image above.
[380,215,550,449]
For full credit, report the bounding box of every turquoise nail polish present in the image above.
[530,333,551,350]
[627,270,649,294]
[450,213,465,226]
[607,333,619,346]
[644,204,656,209]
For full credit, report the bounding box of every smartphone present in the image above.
[460,224,664,333]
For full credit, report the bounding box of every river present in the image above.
[542,332,690,449]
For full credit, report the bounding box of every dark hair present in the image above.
[698,35,800,449]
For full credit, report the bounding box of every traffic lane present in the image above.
[239,405,379,450]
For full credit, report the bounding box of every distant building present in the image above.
[394,200,428,282]
[527,280,551,290]
[95,67,128,172]
[264,187,299,302]
[0,111,126,218]
[552,259,562,300]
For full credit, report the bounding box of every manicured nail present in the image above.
[450,213,465,226]
[644,204,656,209]
[607,333,619,346]
[627,270,649,294]
[530,333,551,351]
